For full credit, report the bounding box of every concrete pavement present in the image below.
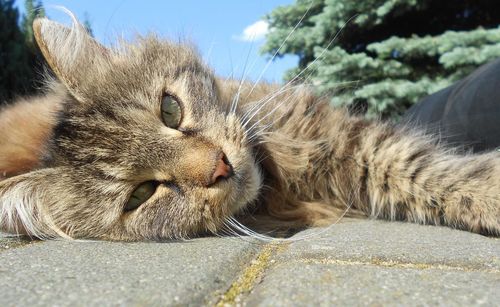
[1,219,499,306]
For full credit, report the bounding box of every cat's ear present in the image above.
[33,17,111,99]
[0,168,72,239]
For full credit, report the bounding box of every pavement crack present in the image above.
[0,236,39,253]
[298,257,500,273]
[214,242,288,306]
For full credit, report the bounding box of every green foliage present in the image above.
[262,0,500,119]
[83,12,94,37]
[21,0,45,47]
[0,0,94,104]
[0,0,33,103]
[20,0,46,100]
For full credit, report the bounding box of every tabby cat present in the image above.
[0,17,499,241]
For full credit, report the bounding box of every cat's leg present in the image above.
[0,94,60,179]
[349,121,500,235]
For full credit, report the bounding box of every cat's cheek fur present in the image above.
[115,188,182,241]
[113,170,260,241]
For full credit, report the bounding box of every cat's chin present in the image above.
[225,162,262,215]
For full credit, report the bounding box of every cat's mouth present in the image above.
[220,161,262,214]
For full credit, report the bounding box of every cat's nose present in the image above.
[208,152,233,186]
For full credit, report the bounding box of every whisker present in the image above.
[241,83,301,129]
[230,41,255,114]
[225,194,355,243]
[246,1,315,98]
[238,14,359,151]
[245,86,299,137]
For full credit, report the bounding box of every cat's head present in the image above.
[0,17,263,240]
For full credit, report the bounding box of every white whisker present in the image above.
[229,36,256,114]
[246,1,315,98]
[241,83,300,129]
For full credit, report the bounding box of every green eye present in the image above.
[124,181,158,212]
[161,94,182,128]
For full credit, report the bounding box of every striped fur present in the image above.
[0,17,498,240]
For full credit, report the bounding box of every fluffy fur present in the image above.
[0,17,499,241]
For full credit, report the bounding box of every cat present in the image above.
[0,16,499,241]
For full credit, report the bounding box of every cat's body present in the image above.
[0,17,499,240]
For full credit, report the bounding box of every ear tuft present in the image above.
[34,18,80,86]
[33,16,111,99]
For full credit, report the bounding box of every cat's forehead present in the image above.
[86,37,218,108]
[130,38,203,69]
[120,37,213,84]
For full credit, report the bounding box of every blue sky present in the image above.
[15,0,297,82]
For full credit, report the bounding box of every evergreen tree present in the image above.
[21,0,45,47]
[20,0,46,98]
[0,0,32,103]
[0,1,93,104]
[262,0,500,119]
[83,12,94,37]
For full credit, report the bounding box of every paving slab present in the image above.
[245,220,500,306]
[245,262,500,306]
[0,236,261,306]
[1,220,499,306]
[278,219,500,270]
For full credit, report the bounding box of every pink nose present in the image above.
[209,152,233,186]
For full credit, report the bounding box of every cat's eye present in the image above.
[161,94,182,128]
[124,181,158,212]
